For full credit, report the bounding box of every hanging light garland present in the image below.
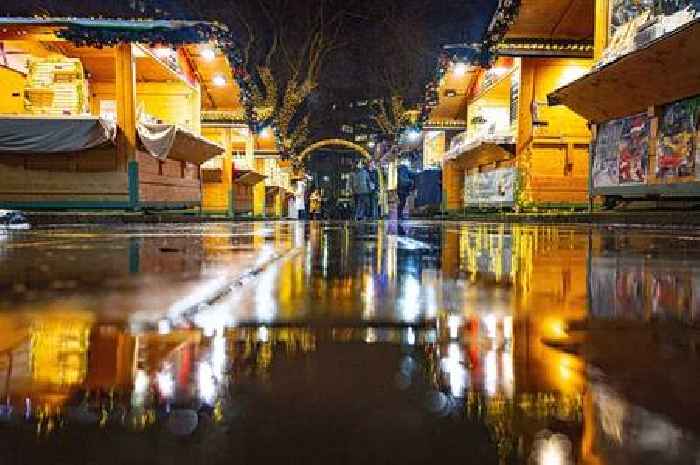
[55,20,261,133]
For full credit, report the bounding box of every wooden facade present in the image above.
[440,0,595,211]
[0,19,229,210]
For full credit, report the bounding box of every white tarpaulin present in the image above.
[0,116,115,153]
[138,123,224,164]
[137,123,177,161]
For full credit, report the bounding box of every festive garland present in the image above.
[415,0,523,133]
[55,20,261,135]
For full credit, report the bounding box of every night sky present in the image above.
[1,0,497,138]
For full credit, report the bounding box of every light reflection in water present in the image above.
[0,223,698,464]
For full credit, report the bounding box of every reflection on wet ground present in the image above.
[0,221,700,464]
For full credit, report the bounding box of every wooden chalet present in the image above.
[0,17,240,210]
[442,0,595,211]
[549,0,700,205]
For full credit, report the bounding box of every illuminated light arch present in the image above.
[299,139,371,161]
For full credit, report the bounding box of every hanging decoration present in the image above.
[55,19,262,134]
[481,0,522,66]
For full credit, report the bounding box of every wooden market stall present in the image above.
[549,1,700,206]
[200,117,268,217]
[443,0,595,211]
[0,17,232,210]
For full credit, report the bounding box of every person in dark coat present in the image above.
[351,162,372,220]
[397,161,415,220]
[367,160,379,219]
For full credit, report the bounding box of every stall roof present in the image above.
[483,0,594,59]
[445,136,515,163]
[0,17,218,32]
[502,0,594,41]
[186,45,240,111]
[548,19,700,122]
[168,127,224,164]
[234,170,266,186]
[426,66,478,126]
[0,17,242,112]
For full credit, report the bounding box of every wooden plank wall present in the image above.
[137,151,201,205]
[0,147,128,204]
[0,66,26,114]
[517,58,592,206]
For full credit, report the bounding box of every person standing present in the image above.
[367,160,379,219]
[397,161,415,220]
[351,162,372,221]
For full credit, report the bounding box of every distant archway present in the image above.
[300,139,387,216]
[299,139,371,161]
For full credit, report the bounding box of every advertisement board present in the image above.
[593,113,650,187]
[464,167,516,207]
[656,96,700,179]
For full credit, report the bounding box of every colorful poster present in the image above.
[656,97,699,179]
[464,168,516,207]
[593,119,624,187]
[610,0,654,37]
[617,113,649,184]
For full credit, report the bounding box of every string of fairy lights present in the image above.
[411,0,521,141]
[53,0,523,157]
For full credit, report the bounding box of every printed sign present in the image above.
[464,168,516,207]
[656,97,700,179]
[593,119,623,187]
[593,113,650,187]
[617,113,649,184]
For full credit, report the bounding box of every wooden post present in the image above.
[594,0,610,61]
[222,129,234,218]
[254,158,266,217]
[589,124,597,212]
[115,44,138,209]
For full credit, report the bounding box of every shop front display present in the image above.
[441,0,594,211]
[549,1,700,203]
[464,168,517,208]
[592,113,650,188]
[0,17,240,210]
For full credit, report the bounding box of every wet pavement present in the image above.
[0,221,699,464]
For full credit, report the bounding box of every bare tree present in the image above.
[196,0,354,157]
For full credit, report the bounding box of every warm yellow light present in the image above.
[153,47,174,59]
[558,65,589,88]
[492,67,508,76]
[454,62,467,76]
[212,74,227,87]
[200,47,216,62]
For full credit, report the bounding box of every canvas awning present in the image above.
[0,116,115,153]
[137,123,224,164]
[548,19,700,122]
[234,170,266,186]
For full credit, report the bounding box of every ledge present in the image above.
[548,18,700,122]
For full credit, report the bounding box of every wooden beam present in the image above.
[115,44,138,208]
[593,0,609,61]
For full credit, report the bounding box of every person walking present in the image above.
[351,162,372,221]
[397,161,415,220]
[367,160,379,219]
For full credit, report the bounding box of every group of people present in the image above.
[349,161,379,220]
[350,160,415,220]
